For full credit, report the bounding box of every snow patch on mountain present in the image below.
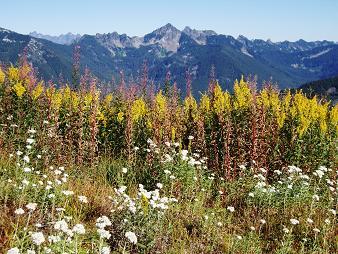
[2,36,15,43]
[241,47,253,58]
[26,38,47,64]
[308,48,332,59]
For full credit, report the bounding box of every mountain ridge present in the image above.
[1,24,338,94]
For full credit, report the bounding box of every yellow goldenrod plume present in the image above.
[233,77,252,110]
[32,81,44,100]
[117,111,124,123]
[131,98,147,122]
[200,94,210,113]
[329,104,338,134]
[155,90,167,119]
[7,66,20,82]
[13,82,26,98]
[0,67,5,85]
[184,95,198,119]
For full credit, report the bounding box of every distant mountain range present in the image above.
[29,32,81,45]
[1,24,338,94]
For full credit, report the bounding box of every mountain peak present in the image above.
[151,23,180,36]
[183,26,217,45]
[143,23,181,52]
[0,27,11,33]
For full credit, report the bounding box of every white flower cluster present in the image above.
[112,184,177,215]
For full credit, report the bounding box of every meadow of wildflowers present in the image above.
[0,61,337,253]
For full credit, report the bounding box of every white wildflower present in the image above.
[329,209,336,215]
[125,231,137,244]
[15,208,25,215]
[169,175,176,180]
[26,138,35,144]
[62,190,74,196]
[117,185,127,194]
[54,170,62,175]
[48,235,61,243]
[7,247,20,254]
[54,220,68,232]
[227,206,235,213]
[313,228,320,233]
[96,216,111,229]
[306,218,314,224]
[78,195,88,203]
[312,194,320,201]
[31,232,45,245]
[290,219,299,225]
[28,129,37,134]
[314,169,324,179]
[72,224,86,234]
[283,227,290,233]
[23,167,31,172]
[26,203,37,211]
[101,246,110,254]
[23,155,30,163]
[97,229,111,239]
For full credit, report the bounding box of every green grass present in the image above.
[0,133,336,254]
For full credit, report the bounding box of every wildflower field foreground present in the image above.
[0,62,337,253]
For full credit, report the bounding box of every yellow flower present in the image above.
[46,88,62,109]
[200,94,210,113]
[233,77,253,110]
[155,90,167,119]
[317,102,329,134]
[213,84,225,115]
[32,81,44,100]
[7,66,20,82]
[330,104,338,133]
[171,127,176,142]
[283,91,291,112]
[131,98,147,122]
[84,92,93,107]
[141,193,149,215]
[184,95,198,119]
[117,111,124,123]
[258,88,270,108]
[0,67,5,84]
[223,91,231,113]
[97,110,106,122]
[212,84,232,115]
[13,82,26,97]
[62,86,72,103]
[52,92,63,109]
[71,91,79,108]
[103,93,113,106]
[276,111,286,129]
[269,91,280,114]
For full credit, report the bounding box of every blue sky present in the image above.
[1,0,337,41]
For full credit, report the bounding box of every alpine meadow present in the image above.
[0,1,337,254]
